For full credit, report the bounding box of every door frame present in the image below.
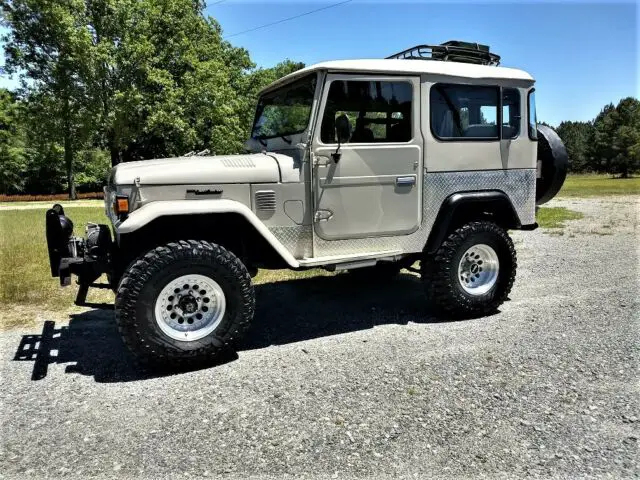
[309,73,424,242]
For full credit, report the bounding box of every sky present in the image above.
[1,1,637,126]
[207,0,638,126]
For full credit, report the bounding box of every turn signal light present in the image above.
[114,195,129,215]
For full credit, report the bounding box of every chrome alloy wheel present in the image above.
[457,244,500,296]
[154,274,226,342]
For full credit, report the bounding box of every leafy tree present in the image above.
[2,0,96,198]
[610,97,640,177]
[588,98,640,177]
[0,88,27,194]
[556,121,594,172]
[83,0,257,164]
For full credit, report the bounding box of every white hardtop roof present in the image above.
[261,59,534,94]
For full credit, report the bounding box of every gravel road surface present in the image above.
[1,196,638,479]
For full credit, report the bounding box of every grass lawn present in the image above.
[536,207,584,229]
[0,207,112,329]
[558,174,640,197]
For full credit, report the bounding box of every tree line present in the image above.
[0,0,638,197]
[550,97,639,178]
[0,0,303,197]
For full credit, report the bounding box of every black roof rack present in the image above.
[386,40,500,66]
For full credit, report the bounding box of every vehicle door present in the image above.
[311,74,422,242]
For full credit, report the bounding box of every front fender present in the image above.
[116,200,300,268]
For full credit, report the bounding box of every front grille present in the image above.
[255,190,276,213]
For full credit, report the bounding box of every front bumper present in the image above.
[45,204,113,292]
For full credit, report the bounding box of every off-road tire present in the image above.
[115,240,255,370]
[347,262,403,281]
[421,221,516,317]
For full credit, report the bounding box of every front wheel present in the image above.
[115,240,255,370]
[421,221,516,317]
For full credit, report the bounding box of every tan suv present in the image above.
[45,41,568,369]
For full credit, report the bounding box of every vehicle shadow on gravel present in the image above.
[13,273,466,383]
[243,273,439,350]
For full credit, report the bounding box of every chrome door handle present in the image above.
[396,176,416,186]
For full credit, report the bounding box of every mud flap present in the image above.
[536,124,569,205]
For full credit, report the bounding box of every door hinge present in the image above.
[314,210,333,222]
[313,155,331,167]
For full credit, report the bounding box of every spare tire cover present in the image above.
[536,124,569,205]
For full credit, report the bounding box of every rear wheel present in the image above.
[115,240,255,370]
[421,221,516,317]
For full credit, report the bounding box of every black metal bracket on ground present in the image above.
[75,282,113,309]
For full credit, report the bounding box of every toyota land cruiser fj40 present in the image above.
[45,41,568,368]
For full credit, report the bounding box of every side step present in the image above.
[297,250,403,268]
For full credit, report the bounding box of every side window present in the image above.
[528,89,537,140]
[430,84,499,140]
[320,80,413,144]
[502,88,521,139]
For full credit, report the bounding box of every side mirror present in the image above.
[332,114,351,162]
[335,114,351,144]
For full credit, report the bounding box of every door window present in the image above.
[502,88,521,139]
[320,80,413,144]
[430,84,500,140]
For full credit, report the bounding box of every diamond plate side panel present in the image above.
[269,226,313,259]
[313,169,536,257]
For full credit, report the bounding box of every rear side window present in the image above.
[430,84,499,140]
[528,89,538,140]
[502,88,521,139]
[320,80,413,144]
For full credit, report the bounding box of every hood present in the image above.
[110,152,285,186]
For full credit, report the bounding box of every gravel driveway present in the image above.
[1,197,638,479]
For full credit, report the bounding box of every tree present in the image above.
[2,0,306,194]
[2,0,96,198]
[556,120,594,172]
[588,98,640,177]
[84,0,257,165]
[0,89,27,194]
[610,97,640,177]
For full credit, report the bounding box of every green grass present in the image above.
[558,174,640,197]
[536,206,584,229]
[0,207,114,329]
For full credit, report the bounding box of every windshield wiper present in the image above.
[255,136,267,147]
[279,135,292,145]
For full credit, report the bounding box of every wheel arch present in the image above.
[425,191,521,254]
[113,200,299,279]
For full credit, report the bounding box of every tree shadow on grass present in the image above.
[13,272,467,383]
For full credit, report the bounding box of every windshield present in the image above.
[251,73,316,140]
